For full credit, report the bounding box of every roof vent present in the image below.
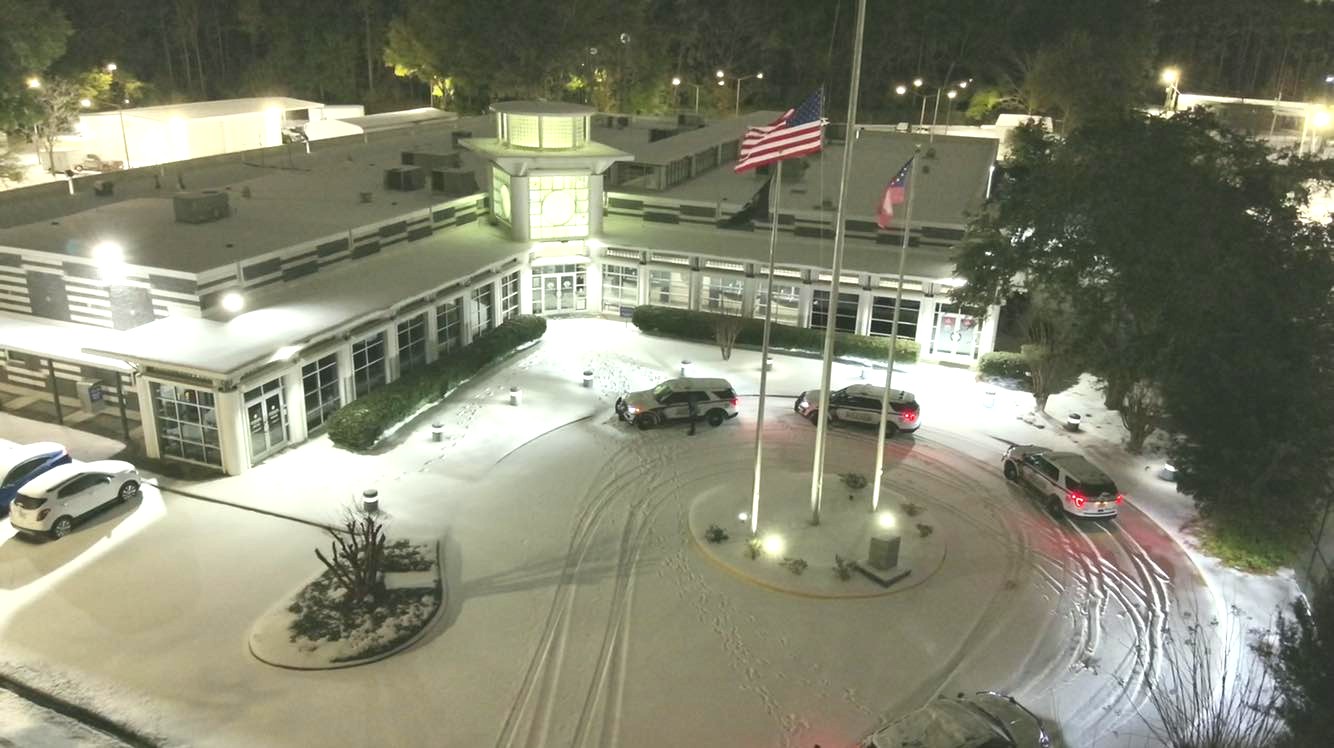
[384,165,426,191]
[432,168,478,195]
[173,190,231,223]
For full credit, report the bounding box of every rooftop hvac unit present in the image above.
[432,168,479,195]
[384,165,426,191]
[401,151,462,170]
[450,130,473,147]
[173,190,231,223]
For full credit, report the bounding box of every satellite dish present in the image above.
[619,33,631,44]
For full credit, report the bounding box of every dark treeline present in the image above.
[8,0,1334,121]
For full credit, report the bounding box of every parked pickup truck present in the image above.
[74,154,125,172]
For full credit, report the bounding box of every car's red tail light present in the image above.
[901,408,919,422]
[1116,493,1125,504]
[1067,490,1086,508]
[37,508,50,521]
[730,397,738,407]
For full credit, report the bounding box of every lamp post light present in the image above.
[672,76,704,113]
[106,62,131,168]
[1161,67,1181,112]
[1301,107,1331,156]
[895,79,967,140]
[731,72,764,117]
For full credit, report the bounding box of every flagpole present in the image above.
[809,0,868,526]
[871,144,921,512]
[748,161,782,536]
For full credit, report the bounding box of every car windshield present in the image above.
[13,493,46,510]
[652,384,672,403]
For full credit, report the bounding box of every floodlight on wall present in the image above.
[221,291,245,313]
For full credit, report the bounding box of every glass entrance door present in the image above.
[245,379,288,462]
[931,305,980,359]
[531,265,587,314]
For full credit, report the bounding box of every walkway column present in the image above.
[215,388,248,476]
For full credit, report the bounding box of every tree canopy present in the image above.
[954,112,1334,542]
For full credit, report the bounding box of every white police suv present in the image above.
[793,384,921,436]
[1002,444,1124,519]
[615,378,739,430]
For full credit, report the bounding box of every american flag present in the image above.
[876,156,914,229]
[733,90,827,173]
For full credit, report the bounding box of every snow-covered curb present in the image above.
[248,539,446,670]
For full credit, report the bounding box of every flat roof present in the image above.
[0,312,134,372]
[628,131,997,226]
[600,215,955,281]
[0,125,484,274]
[491,101,595,116]
[336,108,459,131]
[626,111,782,165]
[83,222,523,378]
[83,97,324,123]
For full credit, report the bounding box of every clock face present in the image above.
[541,189,577,226]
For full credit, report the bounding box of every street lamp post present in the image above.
[730,72,764,116]
[895,78,967,141]
[1161,67,1181,112]
[106,63,131,168]
[26,77,42,167]
[672,77,703,113]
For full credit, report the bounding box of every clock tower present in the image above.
[460,102,633,242]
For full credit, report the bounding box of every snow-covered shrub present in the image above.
[916,523,934,538]
[704,524,729,543]
[833,555,855,581]
[976,351,1030,384]
[745,538,762,560]
[780,558,808,575]
[840,473,868,492]
[327,315,547,450]
[631,306,919,363]
[901,501,923,517]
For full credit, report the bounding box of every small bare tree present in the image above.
[712,313,746,361]
[1021,295,1080,413]
[1120,378,1163,454]
[1139,608,1286,747]
[315,507,388,610]
[0,150,24,188]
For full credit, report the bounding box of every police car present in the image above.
[1003,445,1124,518]
[615,378,739,430]
[793,384,921,436]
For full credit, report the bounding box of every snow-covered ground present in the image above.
[0,687,129,747]
[0,317,1300,747]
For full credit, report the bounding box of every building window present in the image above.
[701,274,744,316]
[470,285,493,337]
[869,296,921,339]
[529,175,589,240]
[531,264,586,314]
[500,271,520,322]
[648,268,690,309]
[508,114,541,148]
[302,354,341,431]
[542,116,575,149]
[754,281,801,327]
[151,383,220,467]
[352,331,387,398]
[397,314,428,374]
[435,297,463,352]
[601,263,639,313]
[811,290,858,333]
[491,167,512,226]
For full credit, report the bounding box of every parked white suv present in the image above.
[9,460,141,539]
[615,378,739,430]
[1002,445,1123,519]
[794,384,921,436]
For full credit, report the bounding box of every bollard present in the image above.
[859,367,867,380]
[431,423,444,442]
[510,386,522,406]
[583,370,593,388]
[1159,463,1178,482]
[362,489,379,514]
[680,360,691,377]
[1065,413,1082,432]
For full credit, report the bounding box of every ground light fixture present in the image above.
[760,534,785,556]
[91,241,124,264]
[221,291,245,313]
[876,512,896,530]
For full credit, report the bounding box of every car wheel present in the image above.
[118,480,140,502]
[51,516,74,539]
[884,423,899,438]
[1003,461,1018,481]
[635,413,657,431]
[1046,496,1063,518]
[706,409,725,427]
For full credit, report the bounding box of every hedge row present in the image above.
[326,315,548,450]
[977,351,1029,380]
[630,305,919,363]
